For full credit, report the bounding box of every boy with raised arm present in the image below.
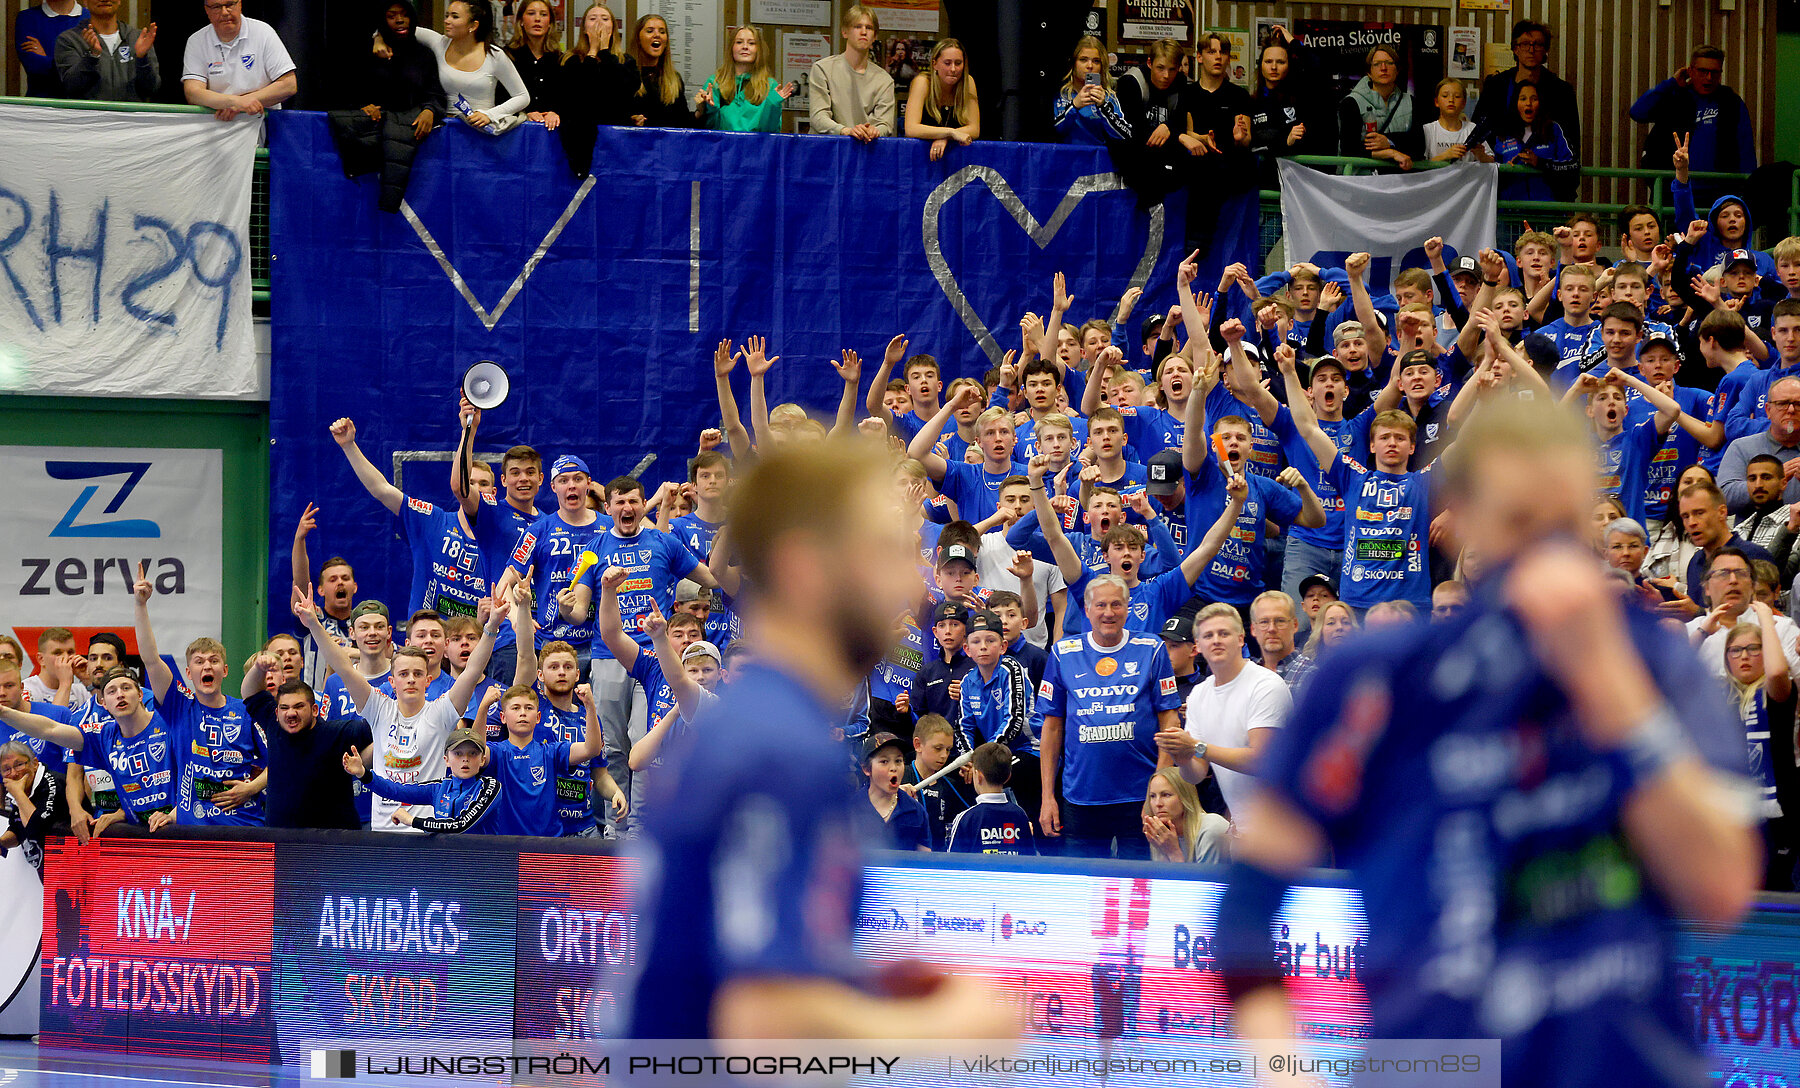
[329,415,488,619]
[6,666,173,834]
[1181,330,1326,612]
[452,398,547,683]
[1029,452,1250,636]
[467,682,624,837]
[1561,366,1687,528]
[909,384,1027,523]
[294,581,502,832]
[864,335,945,444]
[133,563,268,825]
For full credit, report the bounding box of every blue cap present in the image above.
[550,454,590,479]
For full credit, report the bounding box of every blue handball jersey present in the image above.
[868,616,927,705]
[955,657,1041,756]
[91,713,177,822]
[625,662,878,1039]
[398,497,488,619]
[1595,419,1663,528]
[0,701,75,778]
[573,527,703,662]
[627,652,680,743]
[537,697,601,835]
[938,460,1028,524]
[1063,565,1194,638]
[470,493,547,653]
[157,686,268,826]
[1207,384,1285,479]
[1037,633,1181,807]
[1185,452,1303,607]
[1251,585,1749,1087]
[508,510,608,649]
[1272,406,1374,550]
[947,794,1039,855]
[1326,456,1436,611]
[1117,404,1183,461]
[485,732,578,837]
[671,512,742,646]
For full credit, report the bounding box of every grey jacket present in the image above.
[55,21,160,103]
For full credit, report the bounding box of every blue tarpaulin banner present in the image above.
[266,113,1257,630]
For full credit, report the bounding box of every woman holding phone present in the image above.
[1052,36,1127,145]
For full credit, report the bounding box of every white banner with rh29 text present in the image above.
[2,446,222,669]
[0,104,259,399]
[1278,158,1498,296]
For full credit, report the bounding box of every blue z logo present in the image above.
[47,461,161,538]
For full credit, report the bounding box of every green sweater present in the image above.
[698,73,786,133]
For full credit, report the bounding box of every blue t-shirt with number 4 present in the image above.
[1036,632,1180,806]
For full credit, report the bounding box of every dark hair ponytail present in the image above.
[453,0,498,50]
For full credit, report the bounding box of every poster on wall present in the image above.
[783,32,831,112]
[0,445,222,672]
[1120,0,1194,44]
[1206,28,1251,89]
[881,37,936,90]
[1462,0,1509,10]
[1291,20,1445,104]
[752,0,831,27]
[867,0,940,34]
[1449,27,1481,80]
[665,0,722,109]
[1252,16,1290,55]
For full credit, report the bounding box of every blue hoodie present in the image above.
[1673,186,1774,278]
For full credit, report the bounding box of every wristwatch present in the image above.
[1194,739,1208,759]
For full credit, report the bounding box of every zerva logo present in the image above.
[47,462,161,538]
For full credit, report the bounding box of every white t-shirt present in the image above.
[181,16,296,98]
[1690,612,1800,681]
[25,674,89,708]
[1184,661,1290,828]
[1423,118,1482,160]
[363,690,460,833]
[978,530,1069,647]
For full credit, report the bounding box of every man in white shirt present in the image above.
[1156,603,1291,827]
[1688,546,1800,680]
[293,585,502,832]
[181,0,295,121]
[806,5,895,142]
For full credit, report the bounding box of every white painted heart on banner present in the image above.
[922,166,1164,367]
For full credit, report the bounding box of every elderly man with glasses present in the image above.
[1722,377,1800,516]
[182,0,296,121]
[1687,547,1800,682]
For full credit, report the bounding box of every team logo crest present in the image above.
[148,741,167,763]
[1095,657,1118,677]
[1124,662,1140,676]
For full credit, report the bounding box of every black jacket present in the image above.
[1472,67,1580,159]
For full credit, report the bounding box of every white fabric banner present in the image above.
[1,446,223,662]
[0,104,260,398]
[1278,159,1498,293]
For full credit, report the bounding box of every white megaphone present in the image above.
[462,361,510,410]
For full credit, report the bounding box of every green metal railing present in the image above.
[3,97,270,302]
[5,98,1786,304]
